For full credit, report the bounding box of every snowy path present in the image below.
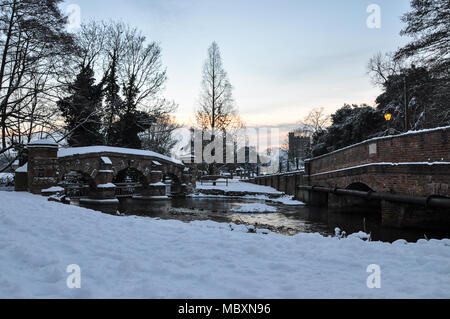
[1,192,449,299]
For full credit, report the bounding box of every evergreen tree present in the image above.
[376,66,439,132]
[109,75,153,149]
[311,104,385,157]
[395,0,449,75]
[58,66,103,147]
[103,55,124,145]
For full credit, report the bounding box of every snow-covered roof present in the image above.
[27,139,58,148]
[101,157,112,165]
[15,163,28,173]
[58,146,183,166]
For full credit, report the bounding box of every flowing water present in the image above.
[96,197,450,243]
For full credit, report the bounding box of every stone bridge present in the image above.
[250,126,450,230]
[16,141,195,200]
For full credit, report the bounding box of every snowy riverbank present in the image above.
[1,192,449,298]
[195,179,305,206]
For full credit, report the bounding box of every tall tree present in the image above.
[195,42,240,174]
[368,0,450,132]
[109,75,144,149]
[375,65,444,131]
[57,65,103,147]
[0,0,74,159]
[102,53,124,145]
[72,21,172,150]
[394,0,450,74]
[195,42,238,132]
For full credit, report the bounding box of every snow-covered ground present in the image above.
[1,191,450,299]
[195,179,305,205]
[197,179,283,194]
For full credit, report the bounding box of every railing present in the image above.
[64,185,90,198]
[199,175,229,186]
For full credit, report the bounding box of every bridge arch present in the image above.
[346,182,374,192]
[114,167,147,185]
[163,172,183,195]
[60,170,95,197]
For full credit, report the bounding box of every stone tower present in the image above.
[27,140,59,194]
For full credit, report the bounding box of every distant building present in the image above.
[288,132,311,169]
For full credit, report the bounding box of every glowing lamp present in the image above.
[384,114,392,121]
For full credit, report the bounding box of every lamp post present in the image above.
[385,113,392,134]
[403,75,409,132]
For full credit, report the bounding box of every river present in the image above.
[95,197,450,243]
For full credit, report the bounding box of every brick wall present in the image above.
[307,127,450,175]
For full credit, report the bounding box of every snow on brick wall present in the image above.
[308,127,450,175]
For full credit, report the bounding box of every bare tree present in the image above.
[367,52,404,87]
[195,42,239,132]
[0,0,74,169]
[300,107,331,136]
[195,42,242,174]
[58,21,174,149]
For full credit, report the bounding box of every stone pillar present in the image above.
[307,190,328,207]
[91,157,116,200]
[27,140,59,194]
[381,200,450,230]
[149,170,163,184]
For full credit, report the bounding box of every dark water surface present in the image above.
[107,197,450,243]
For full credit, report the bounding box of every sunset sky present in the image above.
[63,0,412,129]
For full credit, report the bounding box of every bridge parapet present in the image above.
[18,144,192,198]
[248,127,450,230]
[306,126,450,176]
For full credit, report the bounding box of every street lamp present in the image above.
[385,113,392,134]
[384,113,392,121]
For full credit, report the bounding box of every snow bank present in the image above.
[231,203,277,213]
[243,194,305,206]
[1,191,449,299]
[195,180,305,205]
[41,187,65,193]
[197,179,283,195]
